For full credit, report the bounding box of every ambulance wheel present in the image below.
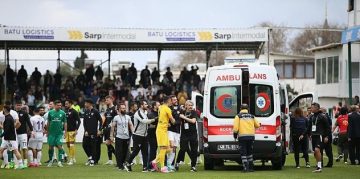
[271,155,283,170]
[204,156,214,170]
[282,153,286,166]
[214,159,224,167]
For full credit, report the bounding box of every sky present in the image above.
[0,0,348,74]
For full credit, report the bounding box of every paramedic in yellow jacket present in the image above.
[233,104,260,172]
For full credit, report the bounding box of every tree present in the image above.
[74,50,88,70]
[286,84,299,102]
[290,22,342,55]
[167,51,230,70]
[59,63,73,78]
[258,22,288,53]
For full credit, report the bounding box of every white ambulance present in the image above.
[193,62,315,170]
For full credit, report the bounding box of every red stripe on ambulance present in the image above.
[207,125,276,135]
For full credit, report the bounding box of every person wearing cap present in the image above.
[82,99,102,166]
[233,104,260,172]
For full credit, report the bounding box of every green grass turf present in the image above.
[0,144,359,179]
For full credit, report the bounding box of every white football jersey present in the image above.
[30,115,45,133]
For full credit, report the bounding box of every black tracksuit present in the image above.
[147,109,158,168]
[82,108,102,163]
[307,112,330,150]
[348,111,360,164]
[321,113,333,166]
[176,110,198,168]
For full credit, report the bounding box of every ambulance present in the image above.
[192,61,316,170]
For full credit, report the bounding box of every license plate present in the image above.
[217,144,239,151]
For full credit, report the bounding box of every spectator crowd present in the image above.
[0,63,205,114]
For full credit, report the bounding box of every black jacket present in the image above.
[168,105,181,133]
[102,105,117,130]
[348,111,360,139]
[83,108,102,136]
[307,112,330,137]
[1,114,16,140]
[16,110,32,134]
[147,109,158,137]
[290,116,308,136]
[66,108,81,131]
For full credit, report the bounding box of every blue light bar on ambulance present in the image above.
[233,64,248,67]
[224,58,256,65]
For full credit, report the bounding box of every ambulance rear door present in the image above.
[192,91,204,153]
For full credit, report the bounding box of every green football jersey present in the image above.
[48,109,67,135]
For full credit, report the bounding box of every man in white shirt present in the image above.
[110,103,134,170]
[28,108,45,167]
[137,85,146,97]
[131,87,138,99]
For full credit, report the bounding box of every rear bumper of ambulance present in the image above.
[203,140,282,160]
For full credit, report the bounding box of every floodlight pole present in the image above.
[15,59,17,72]
[348,42,353,105]
[267,28,271,65]
[3,42,7,102]
[157,49,162,71]
[57,50,61,71]
[206,48,212,70]
[6,48,9,67]
[108,49,111,79]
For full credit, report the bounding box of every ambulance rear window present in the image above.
[210,86,241,118]
[249,84,274,117]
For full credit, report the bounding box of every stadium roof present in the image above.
[0,41,264,51]
[0,26,268,57]
[308,43,342,52]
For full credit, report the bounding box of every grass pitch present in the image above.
[0,144,359,179]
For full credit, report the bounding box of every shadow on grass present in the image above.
[208,162,290,172]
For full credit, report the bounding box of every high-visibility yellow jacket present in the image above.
[233,109,260,138]
[71,104,81,113]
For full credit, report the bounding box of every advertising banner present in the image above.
[0,26,268,43]
[341,25,360,44]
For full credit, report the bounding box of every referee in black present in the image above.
[82,99,102,166]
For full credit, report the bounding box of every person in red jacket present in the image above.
[332,107,349,164]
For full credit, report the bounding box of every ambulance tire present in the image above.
[214,159,224,167]
[271,151,284,170]
[282,153,286,166]
[204,156,214,170]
